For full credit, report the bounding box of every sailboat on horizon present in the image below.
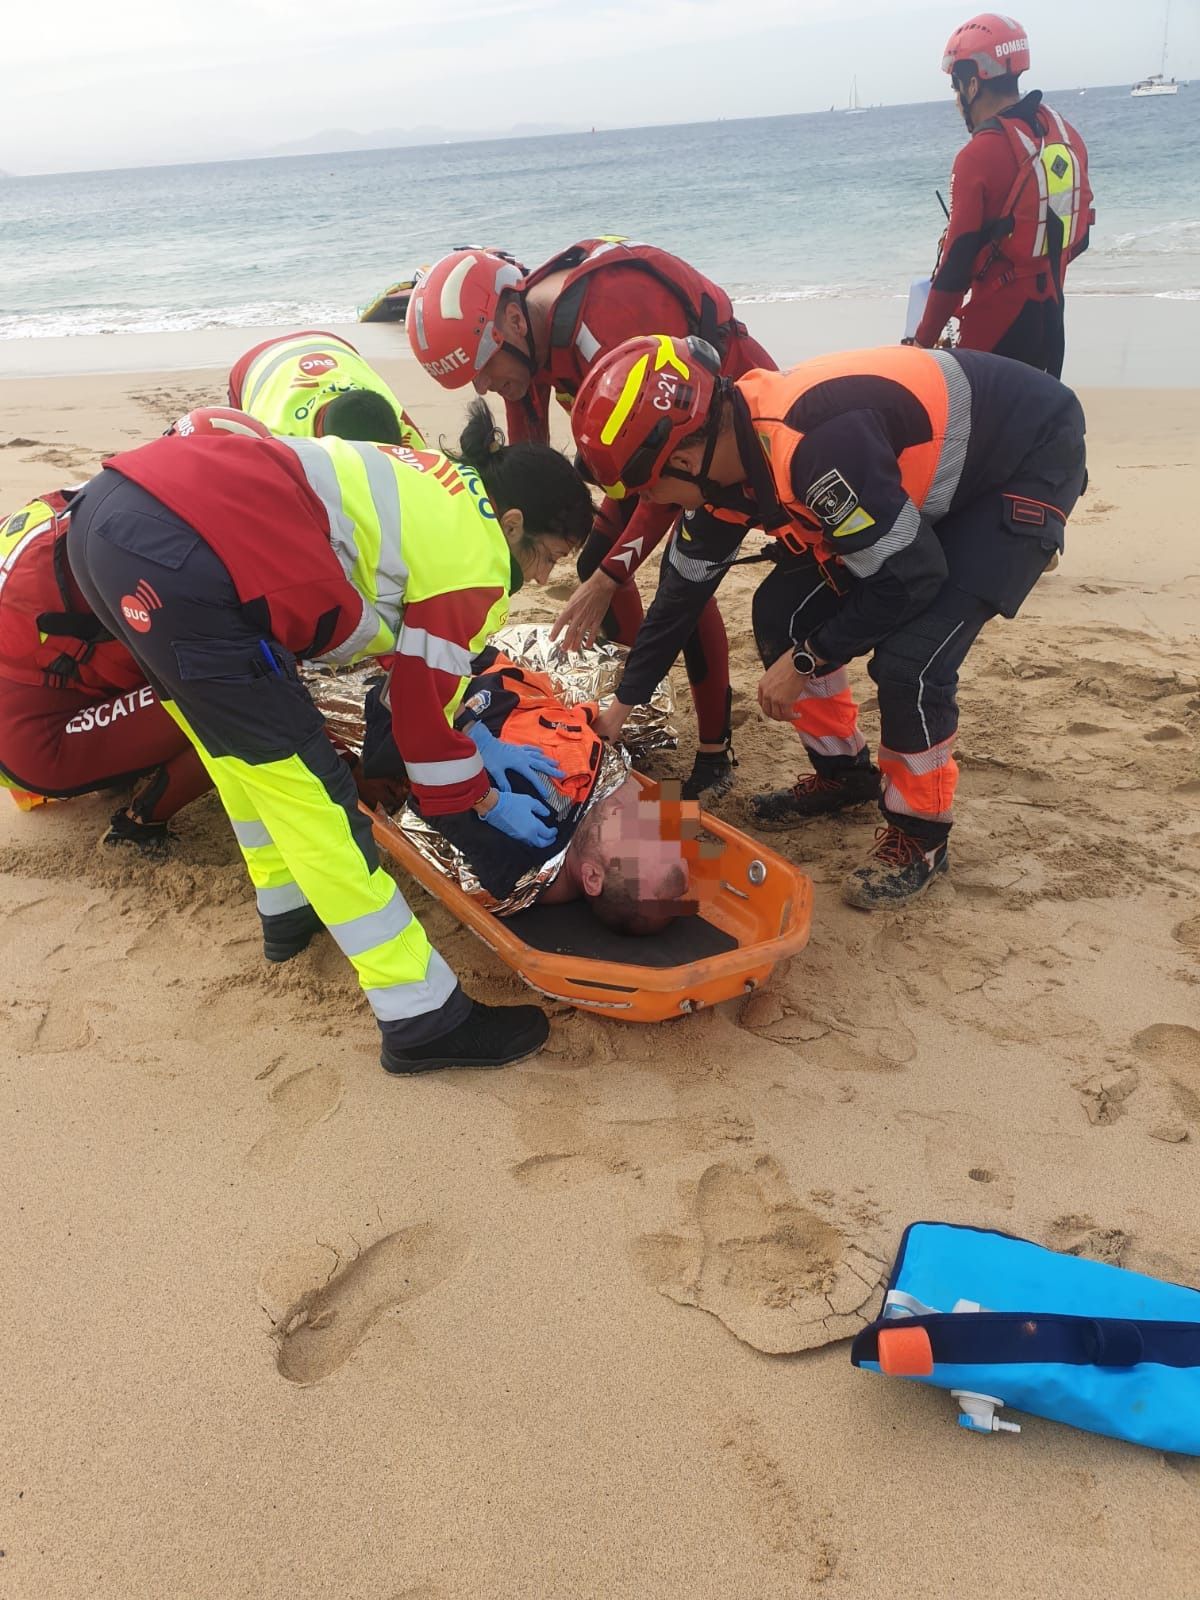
[846,76,868,114]
[1132,0,1183,95]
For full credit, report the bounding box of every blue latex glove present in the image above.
[466,720,564,793]
[480,789,557,850]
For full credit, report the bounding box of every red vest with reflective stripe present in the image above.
[523,239,737,399]
[983,104,1091,289]
[101,435,364,660]
[0,494,145,692]
[736,348,952,558]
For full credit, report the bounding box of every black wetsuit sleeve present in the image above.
[615,511,745,707]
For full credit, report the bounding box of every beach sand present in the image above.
[1,347,1199,1599]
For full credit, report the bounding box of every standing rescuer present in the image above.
[571,335,1087,909]
[913,13,1094,377]
[406,240,779,801]
[228,328,427,446]
[65,405,594,1072]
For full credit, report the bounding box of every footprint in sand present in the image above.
[1165,1455,1200,1487]
[1173,917,1200,957]
[502,1070,753,1190]
[264,1225,468,1385]
[1132,1024,1200,1122]
[0,894,49,956]
[1046,1213,1131,1266]
[1075,1065,1140,1126]
[635,1156,886,1354]
[916,1119,1018,1208]
[31,445,96,472]
[738,988,915,1073]
[719,1413,839,1578]
[245,1065,343,1175]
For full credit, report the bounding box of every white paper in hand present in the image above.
[903,277,931,341]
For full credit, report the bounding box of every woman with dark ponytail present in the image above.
[64,399,595,1075]
[447,399,593,588]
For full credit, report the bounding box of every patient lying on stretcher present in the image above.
[363,655,695,930]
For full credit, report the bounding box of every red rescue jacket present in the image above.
[102,436,367,661]
[0,493,144,693]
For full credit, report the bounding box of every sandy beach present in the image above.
[2,340,1199,1599]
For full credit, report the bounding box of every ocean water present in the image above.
[0,84,1196,340]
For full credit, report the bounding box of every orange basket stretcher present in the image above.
[367,777,813,1024]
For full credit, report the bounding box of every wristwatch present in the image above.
[791,645,819,676]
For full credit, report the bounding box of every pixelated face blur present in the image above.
[594,788,694,922]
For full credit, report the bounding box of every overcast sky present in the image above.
[4,0,1197,174]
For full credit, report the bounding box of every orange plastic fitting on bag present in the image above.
[877,1325,935,1378]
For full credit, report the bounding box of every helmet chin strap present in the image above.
[661,386,743,506]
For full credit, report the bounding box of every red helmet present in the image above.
[942,13,1030,79]
[571,334,721,499]
[166,406,273,440]
[406,248,525,389]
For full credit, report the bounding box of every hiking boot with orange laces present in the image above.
[842,825,949,910]
[750,765,882,830]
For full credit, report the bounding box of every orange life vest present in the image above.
[734,347,964,560]
[0,493,144,693]
[464,661,601,810]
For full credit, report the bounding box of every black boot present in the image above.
[842,825,949,910]
[103,805,173,856]
[750,765,882,830]
[262,903,324,963]
[682,743,737,804]
[382,1000,550,1074]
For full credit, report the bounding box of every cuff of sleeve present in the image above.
[411,770,491,817]
[807,623,862,666]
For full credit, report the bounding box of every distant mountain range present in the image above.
[265,122,587,158]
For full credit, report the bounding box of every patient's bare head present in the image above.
[571,780,693,935]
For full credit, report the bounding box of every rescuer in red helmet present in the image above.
[912,13,1094,377]
[407,241,779,803]
[571,334,1087,910]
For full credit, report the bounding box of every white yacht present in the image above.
[1133,1,1182,95]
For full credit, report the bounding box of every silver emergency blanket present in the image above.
[305,663,382,757]
[305,625,677,763]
